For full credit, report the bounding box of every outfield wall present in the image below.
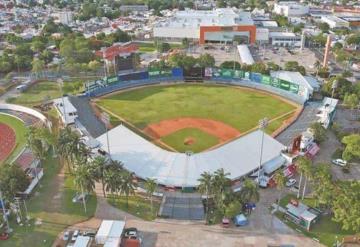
[85,68,308,104]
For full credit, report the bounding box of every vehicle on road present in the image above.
[63,231,70,241]
[71,230,79,242]
[0,233,9,240]
[332,159,347,167]
[286,178,297,187]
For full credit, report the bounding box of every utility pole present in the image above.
[257,118,268,185]
[101,112,111,156]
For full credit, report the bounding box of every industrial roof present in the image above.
[155,8,254,28]
[96,125,285,187]
[270,71,319,92]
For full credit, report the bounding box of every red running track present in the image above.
[0,123,16,162]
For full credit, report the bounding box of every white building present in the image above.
[269,32,302,47]
[237,45,255,65]
[53,97,78,125]
[58,11,73,25]
[320,15,350,29]
[95,220,125,246]
[273,1,310,17]
[153,8,256,44]
[270,71,320,100]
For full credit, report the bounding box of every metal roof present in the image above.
[96,125,285,187]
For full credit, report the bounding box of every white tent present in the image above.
[95,220,125,245]
[237,45,255,65]
[97,125,285,187]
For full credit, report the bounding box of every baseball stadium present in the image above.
[78,67,308,187]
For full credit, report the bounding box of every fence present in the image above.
[85,67,308,104]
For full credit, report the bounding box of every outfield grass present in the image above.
[2,155,97,247]
[0,113,27,164]
[107,194,160,221]
[7,80,84,106]
[277,194,358,247]
[138,42,182,53]
[97,84,296,133]
[161,128,219,152]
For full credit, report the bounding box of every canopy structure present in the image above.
[97,125,285,187]
[237,45,255,65]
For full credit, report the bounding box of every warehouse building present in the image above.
[320,15,350,29]
[153,8,256,44]
[269,32,302,47]
[273,1,309,17]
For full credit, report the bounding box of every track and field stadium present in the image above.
[85,68,307,187]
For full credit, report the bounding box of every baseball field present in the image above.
[95,84,298,152]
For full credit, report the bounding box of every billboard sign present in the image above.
[271,77,280,88]
[220,69,233,78]
[233,70,244,79]
[261,75,271,85]
[290,83,299,94]
[250,73,262,83]
[279,79,290,91]
[106,76,118,84]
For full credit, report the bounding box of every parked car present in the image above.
[72,193,88,203]
[332,159,347,167]
[83,230,96,237]
[286,178,297,187]
[123,227,139,239]
[0,233,9,240]
[63,231,70,241]
[71,230,79,242]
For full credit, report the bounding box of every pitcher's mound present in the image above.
[184,137,196,146]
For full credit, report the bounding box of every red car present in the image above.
[0,233,9,240]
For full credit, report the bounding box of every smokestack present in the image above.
[323,35,331,68]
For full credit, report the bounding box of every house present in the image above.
[284,202,321,231]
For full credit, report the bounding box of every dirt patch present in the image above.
[184,137,195,146]
[144,118,240,142]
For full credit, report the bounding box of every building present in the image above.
[95,42,139,73]
[285,202,321,231]
[95,220,125,246]
[316,97,338,129]
[58,11,73,25]
[73,236,91,247]
[237,45,255,65]
[53,97,78,125]
[97,125,286,187]
[269,32,302,47]
[320,15,350,29]
[273,2,309,17]
[153,8,256,44]
[119,5,148,12]
[270,71,320,100]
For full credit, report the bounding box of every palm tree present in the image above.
[273,171,286,211]
[296,156,311,199]
[144,178,157,213]
[239,178,260,203]
[39,127,57,157]
[197,172,213,223]
[73,162,95,213]
[58,127,80,171]
[90,156,109,197]
[119,171,136,209]
[314,60,321,77]
[312,163,333,208]
[213,168,231,215]
[103,167,121,201]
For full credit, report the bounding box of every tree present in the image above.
[273,171,286,211]
[224,200,242,218]
[318,22,330,33]
[198,171,213,223]
[58,127,81,171]
[239,178,259,203]
[212,168,231,215]
[90,156,108,197]
[343,93,359,117]
[321,76,353,99]
[31,58,45,76]
[119,171,136,208]
[0,164,30,202]
[88,60,101,71]
[220,61,241,70]
[144,178,157,213]
[332,181,360,232]
[341,134,360,162]
[31,39,46,53]
[74,162,95,213]
[198,53,215,67]
[182,38,189,49]
[267,62,281,71]
[296,156,311,199]
[310,122,326,143]
[312,163,333,209]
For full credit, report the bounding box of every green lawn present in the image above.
[161,128,219,152]
[277,194,358,247]
[0,113,27,164]
[97,84,297,133]
[7,80,84,107]
[1,155,97,247]
[137,43,182,53]
[107,194,160,221]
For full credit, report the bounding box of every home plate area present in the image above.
[159,192,205,220]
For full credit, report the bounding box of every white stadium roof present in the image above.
[97,125,285,187]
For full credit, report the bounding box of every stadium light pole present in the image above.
[257,117,268,185]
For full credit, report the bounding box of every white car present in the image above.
[332,159,347,167]
[63,231,70,241]
[286,178,296,187]
[71,230,79,242]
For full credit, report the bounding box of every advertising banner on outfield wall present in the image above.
[172,67,183,77]
[290,83,299,94]
[279,79,290,91]
[204,68,212,77]
[220,69,233,78]
[106,76,119,84]
[148,69,172,78]
[261,75,271,85]
[250,73,262,83]
[234,70,244,78]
